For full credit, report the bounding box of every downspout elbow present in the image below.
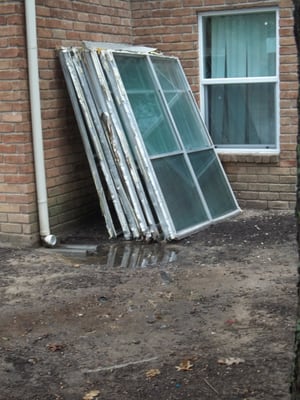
[42,234,57,247]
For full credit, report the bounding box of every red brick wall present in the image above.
[131,0,297,210]
[0,0,297,245]
[0,1,35,242]
[0,0,132,245]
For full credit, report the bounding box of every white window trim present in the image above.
[198,7,280,155]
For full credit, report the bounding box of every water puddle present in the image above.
[55,241,179,269]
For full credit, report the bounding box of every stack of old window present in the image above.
[59,43,240,241]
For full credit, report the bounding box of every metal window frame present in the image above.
[59,49,117,239]
[60,48,137,240]
[82,49,160,240]
[59,43,240,241]
[100,49,240,239]
[198,7,280,154]
[99,50,177,239]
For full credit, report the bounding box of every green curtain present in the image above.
[208,12,276,146]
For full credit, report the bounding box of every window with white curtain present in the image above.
[199,9,279,152]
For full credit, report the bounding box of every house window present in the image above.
[199,9,279,152]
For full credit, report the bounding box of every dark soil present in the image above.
[0,210,297,400]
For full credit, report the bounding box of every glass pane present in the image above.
[114,55,179,156]
[204,12,276,78]
[152,155,208,231]
[152,57,210,150]
[189,150,237,218]
[207,83,276,147]
[127,92,180,155]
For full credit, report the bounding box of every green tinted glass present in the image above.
[152,155,208,231]
[115,55,179,156]
[189,150,237,218]
[153,58,210,150]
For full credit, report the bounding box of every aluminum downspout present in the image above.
[25,0,56,247]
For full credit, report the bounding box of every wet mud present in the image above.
[0,210,297,399]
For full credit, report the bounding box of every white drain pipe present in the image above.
[25,0,56,247]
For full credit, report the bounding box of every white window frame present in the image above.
[198,7,280,155]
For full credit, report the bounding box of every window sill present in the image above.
[218,152,280,164]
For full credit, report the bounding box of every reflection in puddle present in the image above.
[58,242,178,269]
[101,243,177,269]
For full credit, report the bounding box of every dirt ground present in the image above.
[0,209,298,400]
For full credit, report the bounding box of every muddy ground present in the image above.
[0,210,298,400]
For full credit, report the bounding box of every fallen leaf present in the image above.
[165,292,174,301]
[154,313,163,320]
[218,357,245,366]
[145,368,161,378]
[175,359,193,371]
[82,390,100,400]
[47,343,64,352]
[148,299,157,308]
[224,319,237,325]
